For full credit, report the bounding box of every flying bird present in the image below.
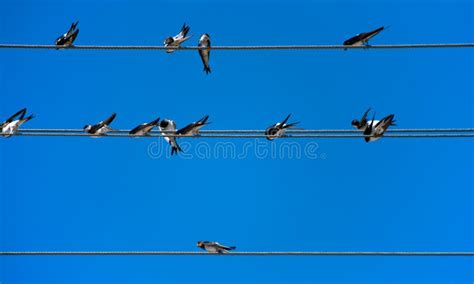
[197,241,236,254]
[352,108,372,131]
[1,108,34,138]
[55,21,80,47]
[265,114,299,140]
[363,113,396,142]
[159,119,182,155]
[164,23,191,53]
[343,26,385,49]
[129,117,160,136]
[83,113,117,136]
[176,115,209,136]
[198,34,211,74]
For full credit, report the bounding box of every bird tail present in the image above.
[383,114,396,126]
[181,23,190,37]
[23,114,35,122]
[204,66,211,74]
[171,142,183,156]
[73,29,80,39]
[281,113,292,125]
[199,115,210,124]
[284,121,299,129]
[150,117,161,126]
[373,26,385,33]
[227,246,236,250]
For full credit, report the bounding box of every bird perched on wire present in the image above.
[352,108,372,131]
[363,113,396,142]
[129,117,160,136]
[164,23,191,53]
[55,21,80,48]
[197,241,236,254]
[1,108,34,138]
[265,114,299,140]
[198,34,211,74]
[177,115,209,136]
[159,119,182,155]
[343,26,385,50]
[83,113,117,136]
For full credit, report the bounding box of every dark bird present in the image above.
[129,117,160,136]
[197,241,236,254]
[164,23,191,53]
[1,108,34,138]
[343,26,385,49]
[198,34,211,74]
[352,108,371,131]
[55,21,80,47]
[363,113,396,142]
[177,115,209,136]
[159,119,182,155]
[83,113,117,136]
[265,114,299,140]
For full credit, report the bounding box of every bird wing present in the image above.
[363,113,377,136]
[198,115,210,124]
[100,113,117,127]
[67,21,78,37]
[4,108,26,124]
[176,123,196,135]
[129,124,145,135]
[359,26,384,42]
[360,108,371,127]
[374,114,395,135]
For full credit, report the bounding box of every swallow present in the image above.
[264,114,299,140]
[198,34,211,74]
[197,241,236,254]
[159,119,182,155]
[343,26,385,49]
[164,23,191,53]
[83,113,117,136]
[1,108,34,138]
[55,21,80,47]
[363,113,396,142]
[176,115,209,136]
[129,117,160,136]
[352,108,372,131]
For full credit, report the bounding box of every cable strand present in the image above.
[1,251,473,256]
[1,43,474,50]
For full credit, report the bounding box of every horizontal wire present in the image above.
[1,43,474,51]
[1,251,473,256]
[18,128,474,134]
[11,133,474,138]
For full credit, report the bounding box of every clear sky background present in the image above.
[1,0,473,283]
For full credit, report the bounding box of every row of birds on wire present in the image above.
[53,21,386,74]
[55,22,212,74]
[1,108,396,155]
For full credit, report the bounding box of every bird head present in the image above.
[164,37,174,46]
[197,241,205,248]
[351,119,360,128]
[200,34,210,41]
[160,120,169,128]
[83,125,92,132]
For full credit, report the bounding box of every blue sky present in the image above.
[1,0,473,283]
